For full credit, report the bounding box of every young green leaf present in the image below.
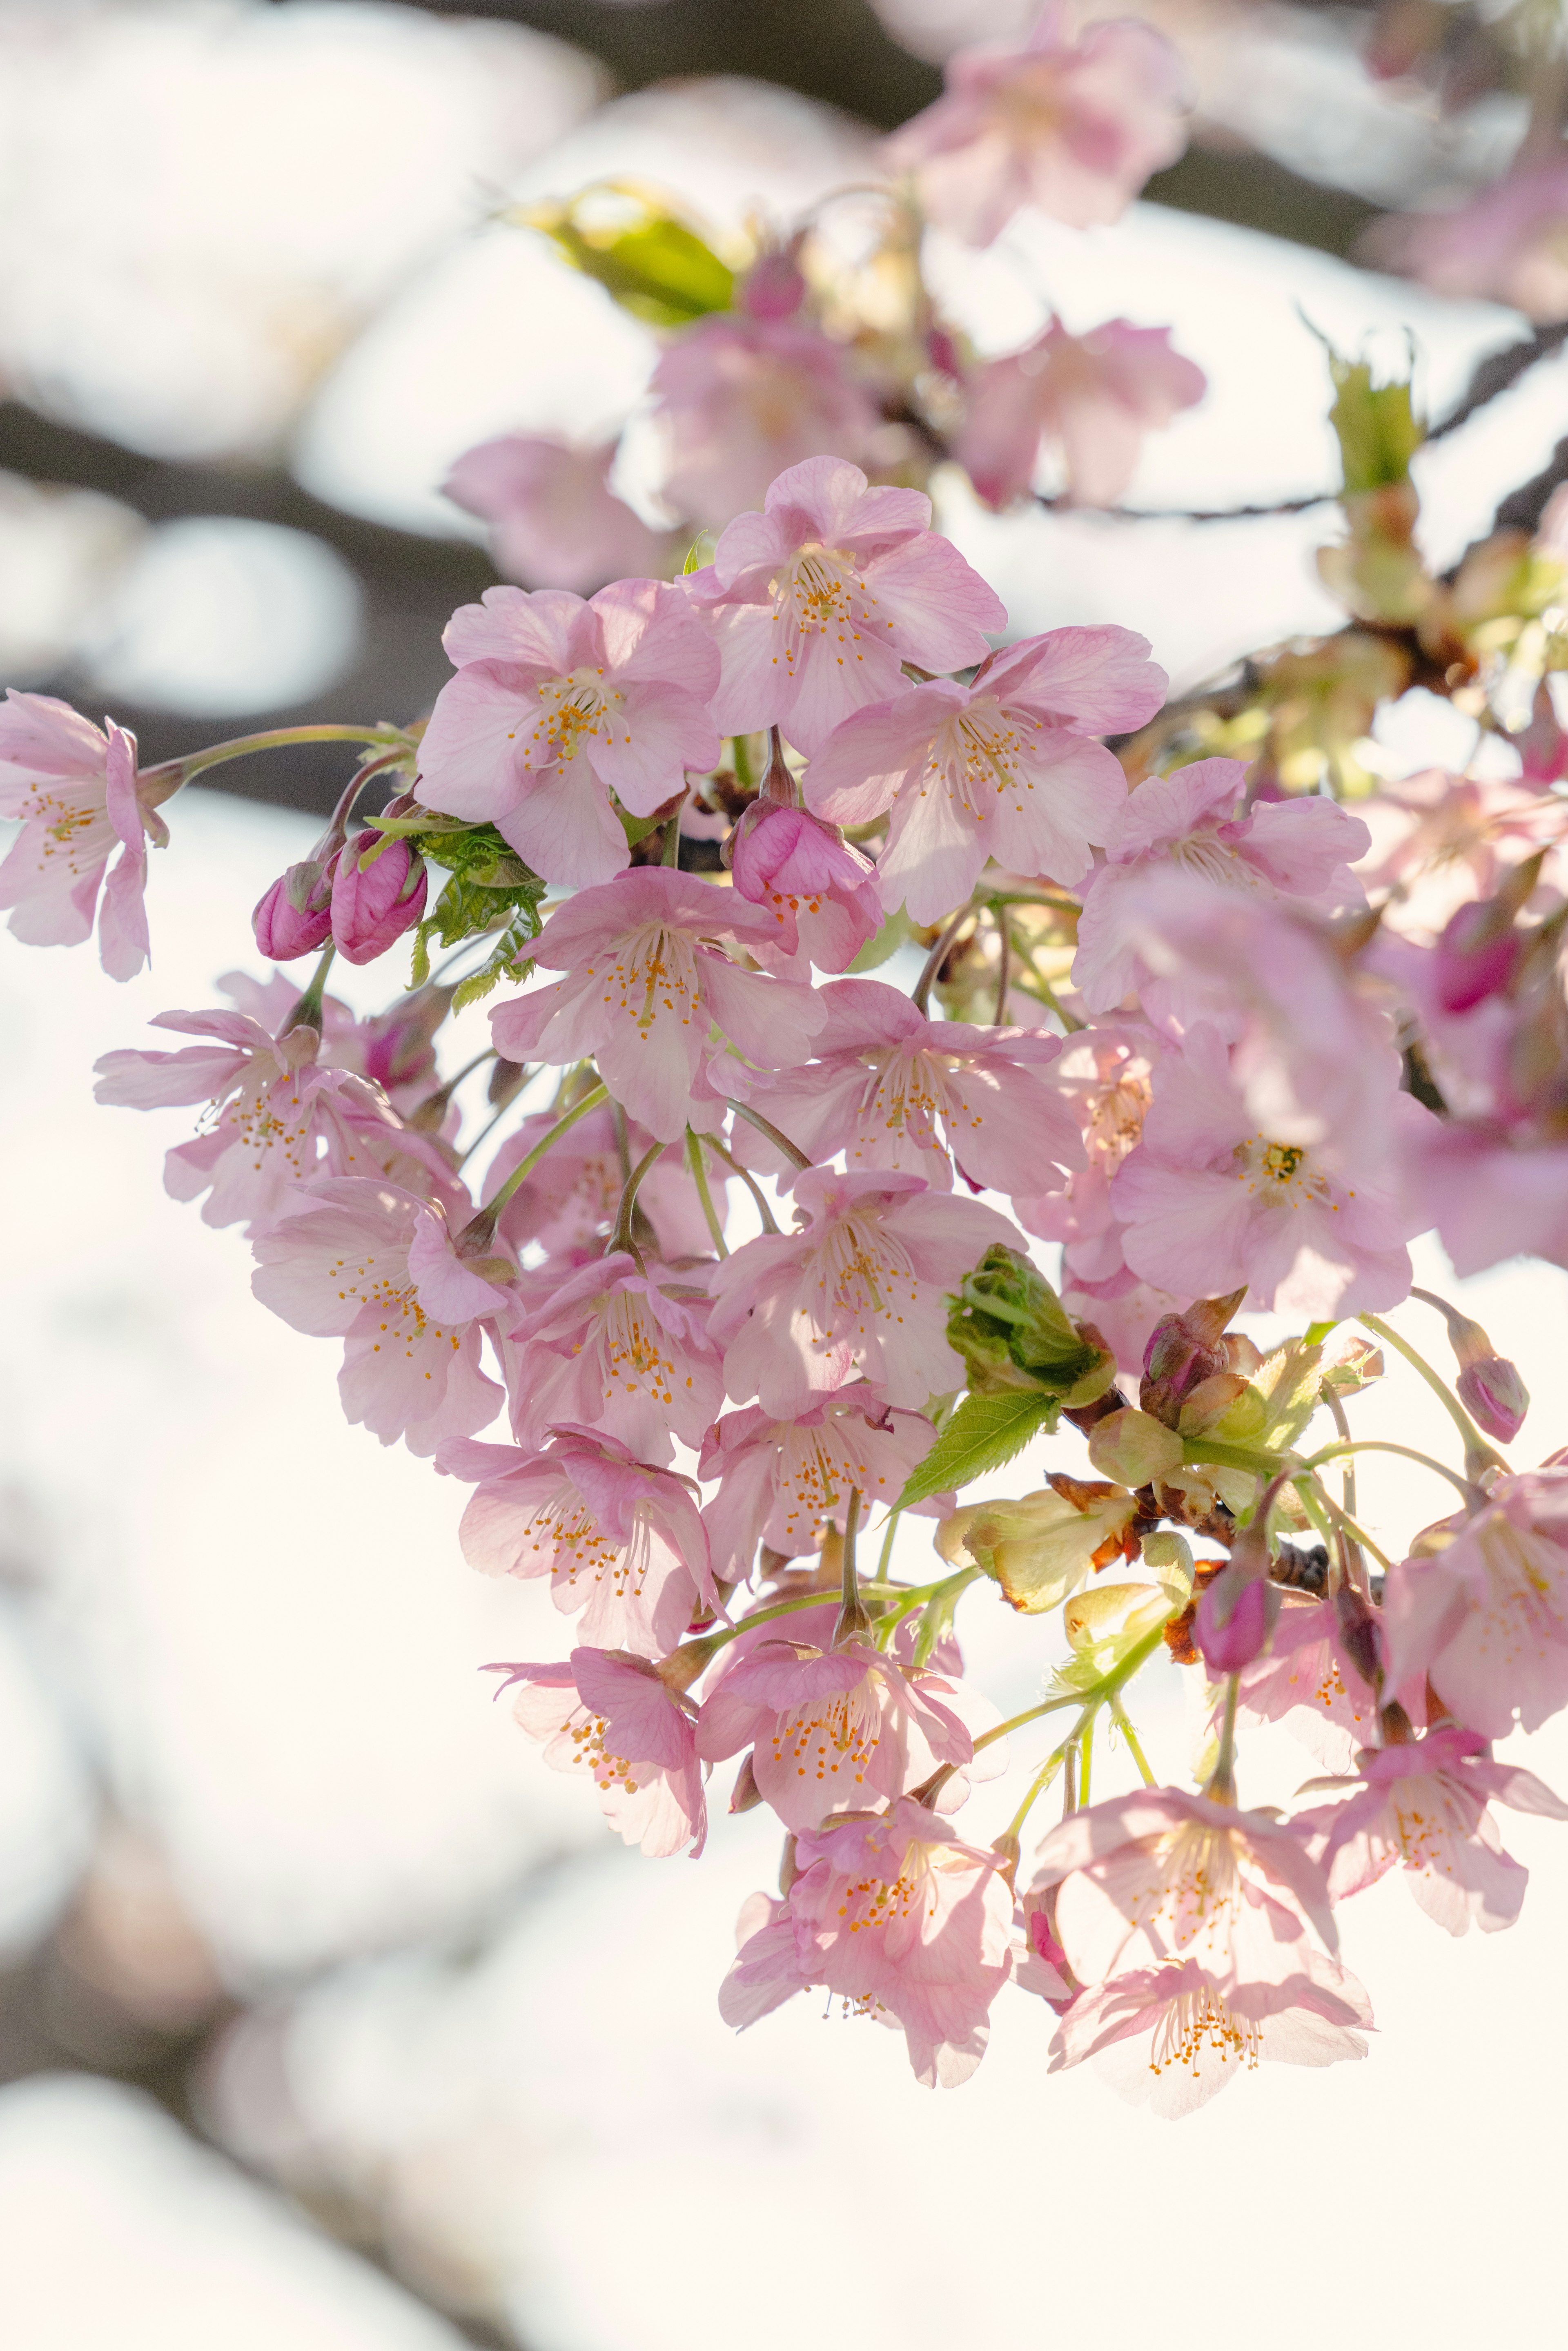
[895,1390,1058,1511]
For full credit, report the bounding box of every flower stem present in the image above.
[1291,1474,1393,1574]
[1303,1436,1485,1507]
[701,1133,781,1235]
[910,901,976,1015]
[1078,1712,1094,1807]
[1003,1740,1071,1843]
[992,902,1011,1025]
[724,1098,813,1172]
[461,1081,608,1242]
[834,1489,870,1646]
[1357,1312,1506,1475]
[279,943,337,1036]
[1208,1672,1241,1803]
[1111,1696,1156,1786]
[609,1139,664,1266]
[686,1129,729,1257]
[143,722,412,787]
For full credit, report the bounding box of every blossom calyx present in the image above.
[947,1245,1116,1410]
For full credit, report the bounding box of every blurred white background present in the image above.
[4,3,1568,2348]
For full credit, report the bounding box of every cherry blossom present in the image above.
[503,1249,723,1466]
[651,317,881,529]
[94,1007,410,1234]
[1111,1022,1428,1317]
[416,579,720,888]
[698,1389,943,1583]
[1031,1787,1339,1995]
[707,1166,1023,1415]
[739,977,1083,1194]
[1074,758,1371,1022]
[443,435,673,593]
[0,692,167,980]
[489,869,826,1142]
[1300,1729,1568,1936]
[719,1797,1015,2087]
[696,1633,991,1832]
[442,1428,714,1655]
[882,5,1191,244]
[250,1177,509,1454]
[727,798,883,973]
[492,1650,706,1857]
[686,457,1005,759]
[1228,1596,1385,1772]
[803,627,1164,921]
[1012,1023,1156,1266]
[1366,157,1568,324]
[957,319,1204,510]
[1046,1953,1372,2119]
[483,1102,724,1264]
[1381,1470,1568,1738]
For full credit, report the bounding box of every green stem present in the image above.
[686,1130,728,1257]
[1357,1312,1506,1471]
[143,722,411,786]
[279,942,337,1036]
[834,1489,869,1645]
[872,1564,978,1651]
[1291,1474,1393,1574]
[993,903,1011,1025]
[1111,1696,1156,1787]
[1078,1712,1094,1808]
[1209,1672,1241,1803]
[701,1134,781,1236]
[1004,929,1085,1032]
[1182,1435,1285,1476]
[1303,1437,1484,1507]
[470,1082,608,1228]
[1003,1740,1071,1842]
[724,1098,813,1172]
[609,1140,664,1265]
[662,797,686,865]
[875,1507,903,1586]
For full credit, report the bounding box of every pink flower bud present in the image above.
[737,250,807,321]
[1194,1564,1275,1674]
[252,862,333,960]
[1139,1289,1246,1426]
[1457,1355,1530,1444]
[1434,898,1521,1013]
[730,798,871,907]
[330,832,428,965]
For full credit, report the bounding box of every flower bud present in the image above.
[1457,1355,1530,1444]
[252,862,332,960]
[1434,898,1522,1012]
[1194,1567,1274,1674]
[728,797,875,912]
[737,247,807,321]
[330,831,428,965]
[947,1245,1115,1407]
[1140,1289,1246,1426]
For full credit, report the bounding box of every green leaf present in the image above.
[846,905,912,973]
[519,186,734,326]
[895,1391,1058,1512]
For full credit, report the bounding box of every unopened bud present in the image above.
[1457,1356,1529,1444]
[330,832,428,965]
[252,862,332,959]
[1140,1290,1246,1425]
[1194,1568,1275,1674]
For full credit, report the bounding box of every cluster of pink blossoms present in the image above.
[10,398,1568,2112]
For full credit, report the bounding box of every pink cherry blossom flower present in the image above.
[696,1632,995,1832]
[739,976,1084,1194]
[706,1166,1023,1416]
[686,457,1005,759]
[1381,1469,1568,1738]
[1110,1021,1428,1317]
[1355,768,1559,947]
[483,1102,725,1264]
[1011,1022,1155,1264]
[0,691,167,980]
[719,1796,1015,2087]
[416,579,721,889]
[93,1008,410,1234]
[488,869,826,1142]
[699,1389,945,1583]
[250,1177,509,1454]
[443,435,674,593]
[1045,1952,1371,2119]
[1073,758,1370,1022]
[503,1249,723,1466]
[442,1427,714,1654]
[882,5,1191,245]
[492,1649,706,1856]
[651,318,881,530]
[957,318,1204,510]
[1363,158,1568,324]
[1229,1596,1384,1772]
[1031,1786,1339,1996]
[802,627,1164,921]
[727,798,883,973]
[1300,1728,1568,1936]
